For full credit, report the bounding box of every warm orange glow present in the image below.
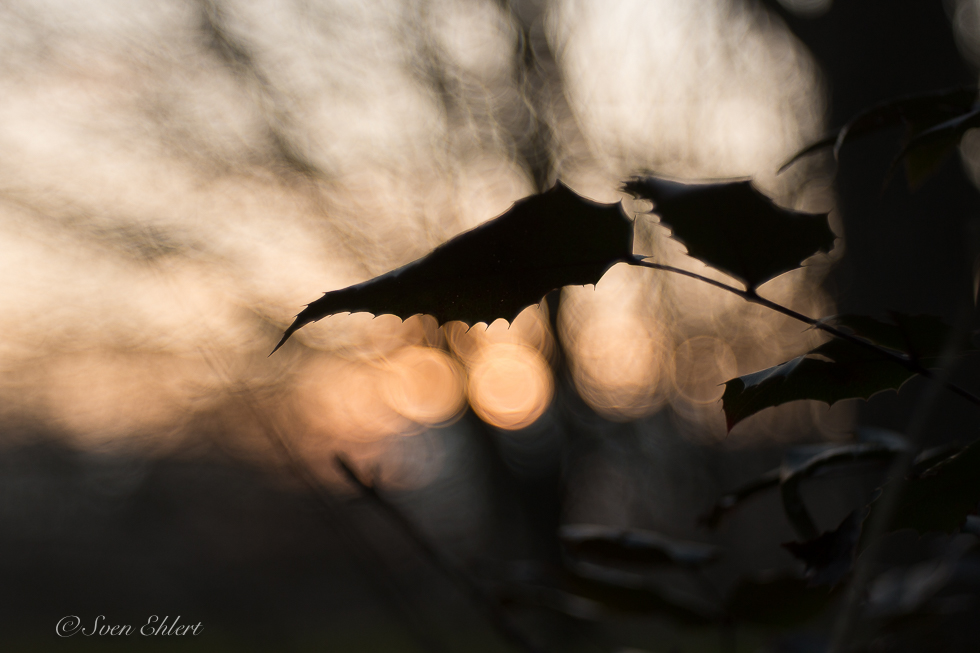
[0,0,840,470]
[445,304,554,366]
[38,352,212,451]
[467,343,553,430]
[445,305,556,430]
[294,355,413,443]
[292,343,465,443]
[380,345,466,426]
[569,312,666,420]
[559,264,668,421]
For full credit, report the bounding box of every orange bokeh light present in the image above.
[466,343,553,430]
[380,345,466,426]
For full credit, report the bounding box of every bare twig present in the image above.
[194,347,451,653]
[335,455,550,653]
[629,259,980,409]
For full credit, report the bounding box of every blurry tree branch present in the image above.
[198,0,324,179]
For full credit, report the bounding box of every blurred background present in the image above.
[1,0,979,651]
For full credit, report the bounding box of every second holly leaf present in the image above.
[623,177,835,290]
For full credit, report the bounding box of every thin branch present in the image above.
[335,455,550,653]
[629,259,980,409]
[194,348,450,653]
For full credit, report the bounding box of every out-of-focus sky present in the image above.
[0,0,845,485]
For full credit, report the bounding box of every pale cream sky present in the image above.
[0,0,839,482]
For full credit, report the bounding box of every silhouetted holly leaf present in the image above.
[623,177,834,290]
[865,438,980,543]
[559,524,720,570]
[272,182,633,352]
[725,573,836,626]
[722,314,978,431]
[782,509,867,587]
[780,85,979,185]
[701,432,906,530]
[721,338,915,432]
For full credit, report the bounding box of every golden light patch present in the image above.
[467,343,553,430]
[380,346,466,426]
[294,355,413,443]
[567,313,666,420]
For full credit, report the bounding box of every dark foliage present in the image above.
[624,177,835,290]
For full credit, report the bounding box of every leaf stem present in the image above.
[629,259,980,409]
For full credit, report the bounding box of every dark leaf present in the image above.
[561,563,717,624]
[782,509,867,587]
[721,338,915,432]
[487,560,713,623]
[778,436,910,482]
[272,182,633,352]
[895,109,980,189]
[778,438,908,539]
[559,524,720,570]
[780,85,978,174]
[702,432,906,529]
[721,313,976,431]
[725,573,837,626]
[623,177,834,290]
[865,437,980,543]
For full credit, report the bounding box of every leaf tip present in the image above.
[269,339,287,357]
[270,325,296,356]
